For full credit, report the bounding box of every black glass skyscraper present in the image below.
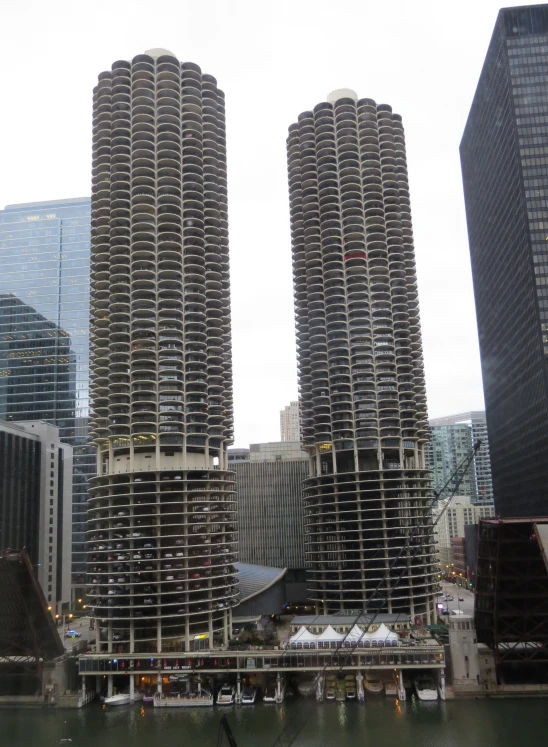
[461,5,548,517]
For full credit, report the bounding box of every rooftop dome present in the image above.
[145,48,177,59]
[327,88,358,103]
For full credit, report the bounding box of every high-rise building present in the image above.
[0,197,93,589]
[287,89,436,621]
[426,411,493,503]
[230,442,308,570]
[433,495,495,569]
[87,50,237,653]
[280,400,301,442]
[460,5,548,517]
[0,419,72,611]
[426,422,476,500]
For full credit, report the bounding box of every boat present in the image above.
[104,692,144,707]
[263,677,278,704]
[154,690,214,708]
[325,675,336,701]
[385,681,398,697]
[241,686,257,705]
[414,677,438,701]
[216,684,236,705]
[345,675,357,700]
[142,688,155,705]
[297,675,317,697]
[364,673,384,694]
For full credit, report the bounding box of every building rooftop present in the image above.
[3,197,90,210]
[291,613,410,626]
[235,562,287,603]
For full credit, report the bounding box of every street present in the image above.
[437,581,475,619]
[61,616,94,651]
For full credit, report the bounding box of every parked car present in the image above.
[65,629,82,639]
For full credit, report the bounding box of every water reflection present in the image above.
[0,698,546,747]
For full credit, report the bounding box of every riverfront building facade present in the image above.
[461,4,548,517]
[287,89,436,621]
[87,50,237,653]
[0,197,93,588]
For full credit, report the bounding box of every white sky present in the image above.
[0,0,532,447]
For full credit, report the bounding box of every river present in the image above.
[0,697,545,747]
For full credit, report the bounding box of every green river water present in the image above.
[1,697,545,747]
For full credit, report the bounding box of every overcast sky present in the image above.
[0,0,532,446]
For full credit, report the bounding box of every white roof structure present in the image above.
[374,623,398,641]
[345,624,366,643]
[317,625,344,642]
[289,626,318,643]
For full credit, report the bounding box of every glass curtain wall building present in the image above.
[287,89,437,622]
[461,5,548,517]
[0,197,92,589]
[426,411,493,504]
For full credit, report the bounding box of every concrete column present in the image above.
[276,672,281,701]
[236,672,241,701]
[130,620,134,653]
[157,673,162,694]
[107,622,113,654]
[439,669,446,700]
[107,675,113,698]
[95,624,101,651]
[223,610,229,645]
[197,675,201,695]
[397,668,406,701]
[185,616,190,653]
[208,615,214,646]
[82,676,86,699]
[157,618,162,654]
[129,675,135,702]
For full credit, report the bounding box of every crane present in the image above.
[217,441,482,747]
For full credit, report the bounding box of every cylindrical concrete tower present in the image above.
[87,49,237,653]
[287,90,436,622]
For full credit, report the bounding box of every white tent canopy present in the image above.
[317,625,344,642]
[289,626,318,643]
[345,624,366,643]
[374,623,398,641]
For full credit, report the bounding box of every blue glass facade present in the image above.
[0,197,92,586]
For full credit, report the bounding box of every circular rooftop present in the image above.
[327,88,358,103]
[145,48,177,59]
